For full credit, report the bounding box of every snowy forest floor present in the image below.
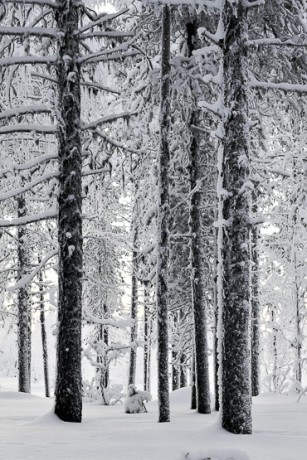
[0,379,306,460]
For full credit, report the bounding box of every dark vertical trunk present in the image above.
[220,0,252,434]
[39,267,50,398]
[187,20,211,415]
[251,190,260,397]
[213,255,220,411]
[271,308,278,392]
[17,195,30,394]
[143,281,151,392]
[55,0,83,423]
[156,4,171,423]
[128,222,138,386]
[172,351,180,391]
[180,353,188,388]
[191,349,197,410]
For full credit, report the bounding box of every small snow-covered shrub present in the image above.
[124,384,152,414]
[83,379,125,405]
[180,448,249,460]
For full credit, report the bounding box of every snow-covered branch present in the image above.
[0,26,58,38]
[76,9,129,36]
[0,124,57,135]
[81,81,120,95]
[5,0,58,7]
[0,56,57,68]
[83,111,138,131]
[84,311,132,329]
[0,209,57,228]
[0,171,59,201]
[8,249,58,292]
[0,106,51,121]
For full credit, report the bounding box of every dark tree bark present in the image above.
[54,0,83,423]
[187,20,211,415]
[17,195,30,394]
[39,266,50,398]
[180,353,188,388]
[97,306,109,404]
[143,281,151,392]
[190,349,197,410]
[156,4,171,423]
[220,0,252,434]
[128,221,138,386]
[251,190,260,397]
[172,350,180,391]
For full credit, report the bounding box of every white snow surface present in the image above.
[0,381,306,460]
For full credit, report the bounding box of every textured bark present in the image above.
[39,267,50,398]
[190,350,197,410]
[187,20,211,415]
[97,308,109,403]
[213,274,220,411]
[17,195,30,394]
[143,281,151,392]
[128,223,138,386]
[54,0,83,423]
[180,353,188,388]
[156,4,171,423]
[251,191,260,397]
[172,351,180,391]
[221,1,252,434]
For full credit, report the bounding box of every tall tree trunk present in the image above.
[17,195,30,393]
[39,266,50,398]
[190,349,197,410]
[251,190,260,397]
[128,222,138,386]
[187,20,211,415]
[156,4,171,423]
[143,281,151,392]
[220,0,252,434]
[172,350,180,391]
[179,354,188,388]
[271,308,278,392]
[55,0,83,423]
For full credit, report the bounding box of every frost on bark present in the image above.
[251,190,260,397]
[187,20,211,415]
[221,0,252,434]
[54,0,83,423]
[143,280,151,392]
[129,210,138,386]
[156,4,171,424]
[190,349,197,410]
[17,195,30,394]
[39,266,50,398]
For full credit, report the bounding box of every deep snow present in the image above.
[0,379,306,460]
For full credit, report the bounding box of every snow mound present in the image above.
[0,391,41,400]
[180,448,249,460]
[29,410,66,426]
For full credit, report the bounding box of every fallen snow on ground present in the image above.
[0,379,306,460]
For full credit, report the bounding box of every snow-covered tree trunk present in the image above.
[220,0,252,434]
[128,220,138,386]
[190,349,197,410]
[156,4,171,423]
[143,280,151,392]
[54,0,83,423]
[39,266,50,398]
[187,19,211,415]
[251,190,260,397]
[17,195,30,393]
[172,351,180,391]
